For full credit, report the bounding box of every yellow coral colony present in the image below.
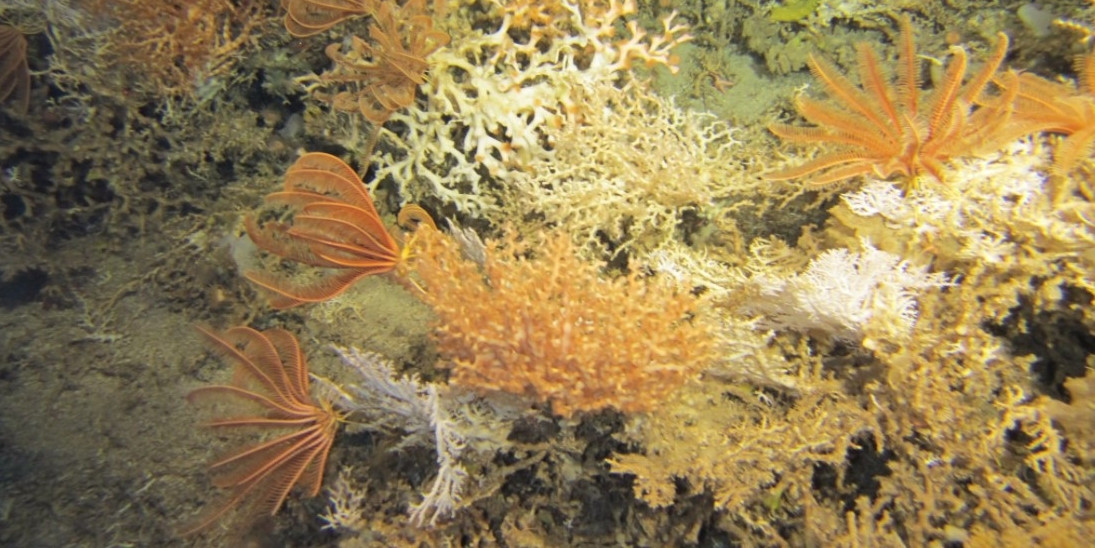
[408,227,717,417]
[503,78,749,257]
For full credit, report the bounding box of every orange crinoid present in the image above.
[245,152,402,309]
[283,0,373,37]
[1007,50,1095,174]
[0,25,29,114]
[767,17,1024,187]
[318,0,450,124]
[182,326,340,535]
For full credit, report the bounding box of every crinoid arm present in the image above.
[180,327,339,536]
[766,16,1032,187]
[245,153,403,308]
[0,25,30,114]
[284,0,376,37]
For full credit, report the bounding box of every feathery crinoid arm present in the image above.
[181,326,340,536]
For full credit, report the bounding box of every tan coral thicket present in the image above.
[409,227,716,417]
[91,0,268,96]
[608,339,881,516]
[503,78,756,257]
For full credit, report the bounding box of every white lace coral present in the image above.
[321,347,471,527]
[746,242,950,341]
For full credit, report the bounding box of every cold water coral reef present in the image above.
[4,1,1095,547]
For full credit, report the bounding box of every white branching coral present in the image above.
[407,392,469,527]
[647,242,736,295]
[503,77,745,255]
[842,143,1045,235]
[321,347,471,527]
[331,347,433,431]
[840,180,910,220]
[743,242,950,341]
[318,467,369,533]
[837,139,1095,308]
[840,140,1092,260]
[365,0,692,216]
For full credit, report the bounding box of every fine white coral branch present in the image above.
[745,242,950,340]
[327,347,471,527]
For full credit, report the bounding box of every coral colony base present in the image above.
[2,0,1095,546]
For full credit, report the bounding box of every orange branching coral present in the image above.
[0,25,29,114]
[245,152,406,309]
[492,0,677,57]
[491,0,575,41]
[314,0,449,124]
[766,17,1024,187]
[1007,51,1095,174]
[284,0,375,37]
[410,227,716,417]
[92,0,266,95]
[182,326,341,535]
[493,0,565,29]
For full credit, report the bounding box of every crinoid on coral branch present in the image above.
[409,227,717,417]
[244,152,406,309]
[0,24,30,114]
[766,16,1031,188]
[90,0,266,96]
[283,0,375,37]
[181,326,341,536]
[1007,49,1095,175]
[311,0,450,124]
